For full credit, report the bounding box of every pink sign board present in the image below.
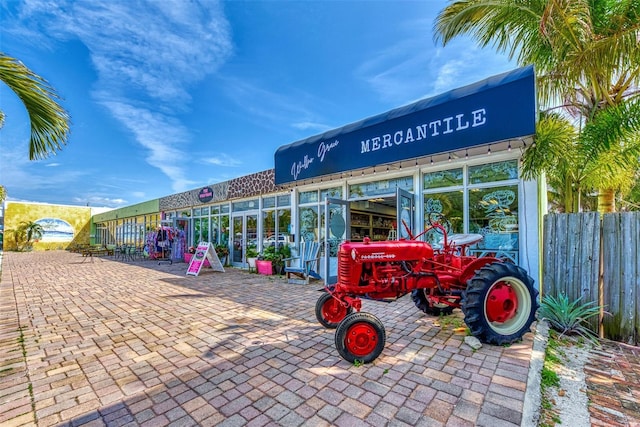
[186,242,225,276]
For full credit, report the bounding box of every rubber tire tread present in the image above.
[315,292,352,329]
[411,290,454,316]
[461,262,539,345]
[334,312,386,364]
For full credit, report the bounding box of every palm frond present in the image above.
[521,112,578,180]
[0,53,70,160]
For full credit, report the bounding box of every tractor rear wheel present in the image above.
[316,292,352,329]
[462,262,538,345]
[411,289,455,316]
[335,312,386,363]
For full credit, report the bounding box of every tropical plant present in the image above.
[0,53,70,160]
[10,220,44,251]
[523,105,640,212]
[434,0,640,213]
[215,244,229,257]
[537,293,601,340]
[245,245,258,259]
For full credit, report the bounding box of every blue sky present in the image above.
[0,0,516,208]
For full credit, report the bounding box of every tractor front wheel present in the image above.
[462,262,538,345]
[335,312,386,363]
[316,292,352,329]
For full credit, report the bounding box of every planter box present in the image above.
[256,260,273,275]
[183,252,211,267]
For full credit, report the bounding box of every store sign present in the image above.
[198,187,214,203]
[274,65,536,185]
[186,242,225,276]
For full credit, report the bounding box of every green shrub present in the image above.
[538,293,601,340]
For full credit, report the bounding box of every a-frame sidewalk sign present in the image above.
[186,242,225,276]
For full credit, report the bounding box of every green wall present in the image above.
[92,199,159,222]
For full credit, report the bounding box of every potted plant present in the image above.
[183,246,196,263]
[215,244,230,266]
[256,245,276,275]
[274,245,292,275]
[246,244,259,271]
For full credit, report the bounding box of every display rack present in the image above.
[350,210,395,241]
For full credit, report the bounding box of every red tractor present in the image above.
[315,220,539,363]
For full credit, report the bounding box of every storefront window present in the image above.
[220,215,229,246]
[424,168,463,189]
[469,185,518,244]
[321,187,342,200]
[277,194,291,206]
[349,176,413,199]
[299,190,318,204]
[278,209,291,241]
[299,206,318,242]
[423,162,520,263]
[232,199,259,211]
[424,190,464,248]
[262,210,276,245]
[469,160,518,184]
[263,196,276,209]
[211,216,219,244]
[193,218,201,244]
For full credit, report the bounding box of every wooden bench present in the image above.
[81,246,112,257]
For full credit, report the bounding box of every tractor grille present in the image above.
[338,252,352,281]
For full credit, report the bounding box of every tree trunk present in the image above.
[564,180,580,213]
[597,188,616,213]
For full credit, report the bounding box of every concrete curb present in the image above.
[521,320,549,427]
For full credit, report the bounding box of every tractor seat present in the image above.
[440,233,483,247]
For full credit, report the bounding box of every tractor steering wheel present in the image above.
[426,212,452,235]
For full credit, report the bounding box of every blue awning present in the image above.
[274,65,536,185]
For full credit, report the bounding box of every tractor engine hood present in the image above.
[340,238,434,262]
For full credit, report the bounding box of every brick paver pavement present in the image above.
[586,340,640,427]
[1,251,536,426]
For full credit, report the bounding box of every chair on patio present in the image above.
[283,241,321,284]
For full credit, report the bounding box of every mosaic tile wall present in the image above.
[159,169,279,211]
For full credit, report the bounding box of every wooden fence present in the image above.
[543,212,640,345]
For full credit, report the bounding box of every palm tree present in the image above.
[10,221,44,251]
[434,0,640,212]
[524,104,640,212]
[0,53,70,160]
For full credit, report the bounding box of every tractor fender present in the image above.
[460,257,502,285]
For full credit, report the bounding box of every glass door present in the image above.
[323,198,350,285]
[231,212,258,268]
[397,188,414,239]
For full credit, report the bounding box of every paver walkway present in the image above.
[1,251,536,426]
[586,340,640,426]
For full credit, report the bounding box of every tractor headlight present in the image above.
[351,248,357,261]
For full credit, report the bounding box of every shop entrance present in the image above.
[321,188,414,285]
[231,212,258,268]
[347,188,414,242]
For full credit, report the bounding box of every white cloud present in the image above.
[9,0,233,190]
[99,99,198,192]
[203,154,242,167]
[291,121,332,133]
[355,14,515,105]
[218,76,326,134]
[71,195,128,208]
